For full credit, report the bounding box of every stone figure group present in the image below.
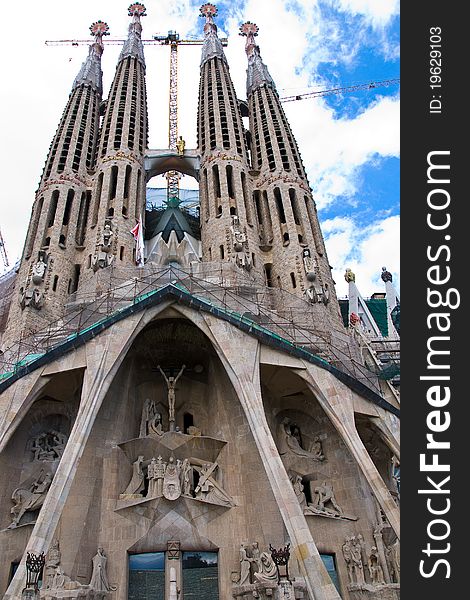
[278,418,325,462]
[238,542,277,587]
[8,469,53,528]
[342,533,397,588]
[120,454,233,507]
[342,535,366,586]
[44,541,115,592]
[31,430,68,462]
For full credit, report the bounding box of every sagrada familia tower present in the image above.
[0,4,400,600]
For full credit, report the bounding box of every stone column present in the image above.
[202,319,342,600]
[3,317,139,600]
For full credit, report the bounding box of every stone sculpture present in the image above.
[253,551,278,585]
[368,546,385,585]
[44,539,61,589]
[239,543,251,585]
[8,469,53,528]
[89,547,116,592]
[139,397,162,437]
[312,481,343,515]
[344,268,356,283]
[278,418,325,462]
[31,254,48,284]
[381,266,393,283]
[176,136,186,156]
[157,365,186,430]
[30,430,67,462]
[20,287,42,310]
[230,215,251,270]
[290,474,307,510]
[120,455,145,498]
[163,456,182,500]
[387,538,400,583]
[342,536,365,586]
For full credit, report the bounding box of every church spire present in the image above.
[120,2,146,66]
[72,20,109,94]
[239,21,275,96]
[199,3,227,66]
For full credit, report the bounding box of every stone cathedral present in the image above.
[0,4,400,600]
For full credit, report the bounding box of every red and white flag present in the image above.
[130,217,145,267]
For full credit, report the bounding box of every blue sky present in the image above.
[0,0,399,297]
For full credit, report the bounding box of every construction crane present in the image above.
[45,33,228,206]
[279,77,400,103]
[0,228,9,269]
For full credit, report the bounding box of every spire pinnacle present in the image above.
[120,3,147,65]
[199,3,227,66]
[72,21,109,93]
[240,22,275,95]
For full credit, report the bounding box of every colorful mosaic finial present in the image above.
[89,21,110,38]
[128,2,147,17]
[200,3,218,19]
[239,21,259,37]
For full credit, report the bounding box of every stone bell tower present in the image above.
[83,2,149,279]
[197,3,263,280]
[3,20,108,345]
[240,22,341,325]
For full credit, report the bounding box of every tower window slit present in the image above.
[274,188,286,224]
[47,190,60,228]
[254,190,263,224]
[212,165,221,199]
[109,166,118,202]
[92,172,104,226]
[75,191,90,246]
[290,272,297,289]
[52,275,59,292]
[124,165,132,199]
[62,189,74,226]
[219,245,225,259]
[226,165,234,199]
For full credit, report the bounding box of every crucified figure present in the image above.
[157,365,186,430]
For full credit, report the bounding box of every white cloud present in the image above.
[322,214,400,297]
[332,0,399,27]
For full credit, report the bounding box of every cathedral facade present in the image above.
[0,4,399,600]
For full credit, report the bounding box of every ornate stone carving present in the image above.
[140,398,163,437]
[8,469,53,528]
[92,220,116,271]
[162,456,182,500]
[157,364,186,431]
[386,539,400,583]
[44,539,61,589]
[290,474,307,510]
[31,252,48,285]
[120,455,145,499]
[368,547,385,585]
[342,535,366,586]
[31,430,67,462]
[381,266,393,283]
[230,215,251,270]
[89,547,116,592]
[20,287,43,310]
[277,418,325,462]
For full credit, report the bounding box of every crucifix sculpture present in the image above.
[157,364,186,431]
